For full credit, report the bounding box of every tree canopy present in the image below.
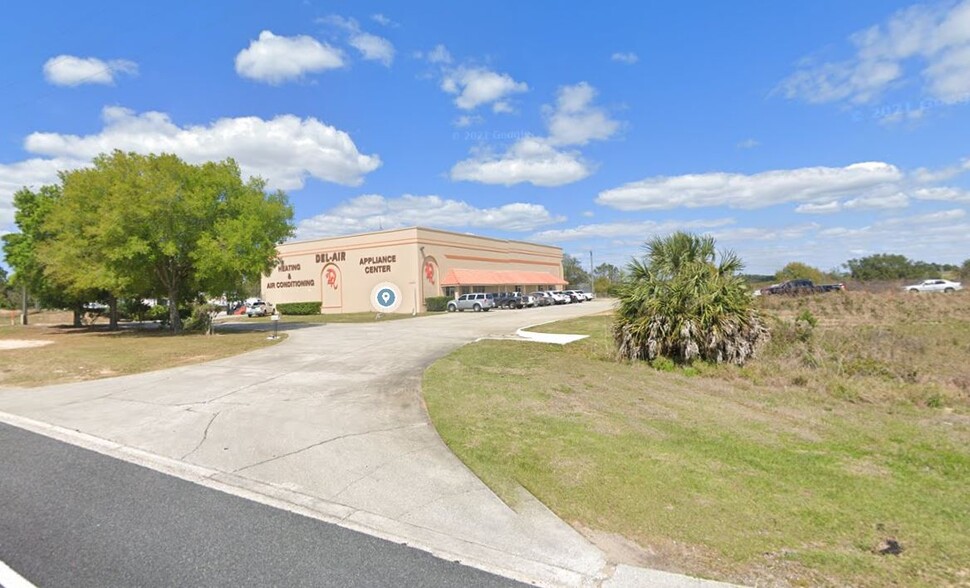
[39,151,294,331]
[563,253,590,286]
[614,232,769,365]
[844,253,957,281]
[775,262,830,285]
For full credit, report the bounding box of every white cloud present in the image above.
[912,157,970,183]
[598,162,903,211]
[0,158,87,226]
[319,16,395,67]
[451,138,590,187]
[611,52,639,64]
[235,30,344,84]
[427,44,453,64]
[296,194,564,238]
[545,82,620,146]
[531,217,734,242]
[43,55,137,86]
[736,138,760,149]
[349,32,395,66]
[912,186,970,202]
[844,192,910,209]
[451,82,619,187]
[453,115,483,128]
[19,106,380,190]
[371,14,396,27]
[877,207,966,225]
[441,66,528,110]
[795,201,843,214]
[778,0,970,105]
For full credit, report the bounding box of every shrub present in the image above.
[276,302,320,315]
[184,303,220,334]
[614,232,770,365]
[425,296,452,312]
[146,304,189,325]
[120,298,151,321]
[146,304,169,323]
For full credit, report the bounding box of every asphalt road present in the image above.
[0,422,525,588]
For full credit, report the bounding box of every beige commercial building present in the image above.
[262,227,567,314]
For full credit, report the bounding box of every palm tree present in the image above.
[614,232,769,365]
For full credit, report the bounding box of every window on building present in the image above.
[445,286,456,297]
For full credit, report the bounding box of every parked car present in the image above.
[547,291,568,304]
[529,291,553,306]
[563,290,585,302]
[760,279,845,295]
[446,293,495,312]
[581,291,594,301]
[904,279,963,293]
[246,301,273,317]
[499,292,535,309]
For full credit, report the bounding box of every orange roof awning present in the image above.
[440,268,568,287]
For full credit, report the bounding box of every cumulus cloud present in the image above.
[777,0,970,105]
[43,55,137,86]
[441,67,528,110]
[451,82,620,187]
[451,138,590,187]
[235,30,344,84]
[349,32,395,66]
[545,82,620,145]
[611,52,639,64]
[17,105,380,190]
[0,158,85,226]
[597,162,903,211]
[296,194,564,238]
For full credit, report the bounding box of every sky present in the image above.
[2,0,969,274]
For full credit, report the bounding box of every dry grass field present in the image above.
[0,311,283,388]
[423,291,970,587]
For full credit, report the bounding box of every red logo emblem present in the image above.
[325,267,338,290]
[424,261,435,284]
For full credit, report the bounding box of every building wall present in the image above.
[261,227,563,314]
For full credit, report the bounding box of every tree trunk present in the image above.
[73,303,83,327]
[168,285,181,333]
[108,295,119,330]
[20,284,28,326]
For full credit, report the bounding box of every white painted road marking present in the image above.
[0,559,38,588]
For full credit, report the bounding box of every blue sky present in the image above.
[2,0,969,274]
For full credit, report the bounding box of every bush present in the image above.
[276,301,320,315]
[146,304,169,323]
[184,303,220,334]
[613,232,770,365]
[425,296,452,312]
[120,298,151,321]
[146,304,190,325]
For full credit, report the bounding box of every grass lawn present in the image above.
[423,291,970,587]
[0,317,283,388]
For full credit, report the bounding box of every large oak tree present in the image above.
[42,151,293,332]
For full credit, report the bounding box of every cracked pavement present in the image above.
[0,300,736,588]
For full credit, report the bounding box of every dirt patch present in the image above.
[0,339,54,350]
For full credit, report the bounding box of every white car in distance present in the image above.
[904,279,962,293]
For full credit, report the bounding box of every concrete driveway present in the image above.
[0,301,732,588]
